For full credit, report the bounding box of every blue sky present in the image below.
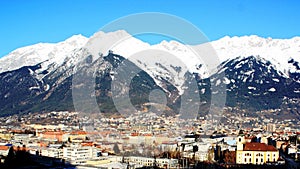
[0,0,299,57]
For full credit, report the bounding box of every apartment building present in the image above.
[63,144,98,165]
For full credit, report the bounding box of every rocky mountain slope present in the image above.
[0,30,299,118]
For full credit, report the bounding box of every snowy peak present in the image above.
[60,34,88,47]
[0,31,300,87]
[0,31,300,116]
[211,35,300,76]
[1,30,299,76]
[0,34,88,74]
[85,30,149,58]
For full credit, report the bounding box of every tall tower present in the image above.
[237,135,245,151]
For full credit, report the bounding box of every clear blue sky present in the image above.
[0,0,299,57]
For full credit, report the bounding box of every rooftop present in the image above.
[244,142,277,151]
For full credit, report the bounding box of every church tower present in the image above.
[237,135,245,151]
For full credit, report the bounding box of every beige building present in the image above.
[266,123,276,132]
[0,132,12,140]
[236,136,279,165]
[69,131,87,142]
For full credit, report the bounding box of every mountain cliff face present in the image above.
[211,56,299,109]
[0,30,299,118]
[0,50,180,116]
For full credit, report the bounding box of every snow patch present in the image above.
[29,86,40,90]
[215,79,221,86]
[44,84,50,91]
[223,77,231,84]
[268,87,276,92]
[200,88,205,94]
[248,86,256,90]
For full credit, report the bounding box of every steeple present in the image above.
[237,135,245,151]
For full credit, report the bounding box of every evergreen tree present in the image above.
[5,146,15,166]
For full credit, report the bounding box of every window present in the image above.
[256,153,263,157]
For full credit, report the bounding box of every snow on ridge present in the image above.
[1,30,299,79]
[0,34,88,73]
[210,35,300,75]
[0,30,299,96]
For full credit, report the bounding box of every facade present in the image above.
[124,156,179,168]
[236,136,279,165]
[39,131,69,142]
[69,131,87,142]
[0,145,10,156]
[0,132,12,140]
[84,156,179,169]
[266,123,276,132]
[63,145,98,165]
[196,151,209,161]
[40,147,63,158]
[13,134,33,142]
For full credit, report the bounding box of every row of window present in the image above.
[131,158,170,164]
[244,153,276,157]
[243,158,276,163]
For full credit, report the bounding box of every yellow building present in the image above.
[0,132,12,140]
[236,136,279,165]
[69,131,87,142]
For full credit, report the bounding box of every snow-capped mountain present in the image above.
[212,56,288,108]
[0,30,299,118]
[1,30,299,93]
[2,31,300,77]
[211,35,300,75]
[0,34,88,74]
[106,32,300,94]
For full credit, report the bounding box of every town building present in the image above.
[63,144,98,165]
[236,135,279,164]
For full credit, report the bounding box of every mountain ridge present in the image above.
[0,30,299,118]
[1,31,300,75]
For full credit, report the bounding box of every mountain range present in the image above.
[0,30,299,119]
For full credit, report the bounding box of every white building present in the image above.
[125,156,178,168]
[40,147,63,158]
[0,145,10,156]
[63,144,98,165]
[13,134,33,143]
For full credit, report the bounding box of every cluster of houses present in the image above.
[0,111,298,168]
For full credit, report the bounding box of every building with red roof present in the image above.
[243,142,278,151]
[39,131,69,142]
[0,145,10,156]
[236,135,279,165]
